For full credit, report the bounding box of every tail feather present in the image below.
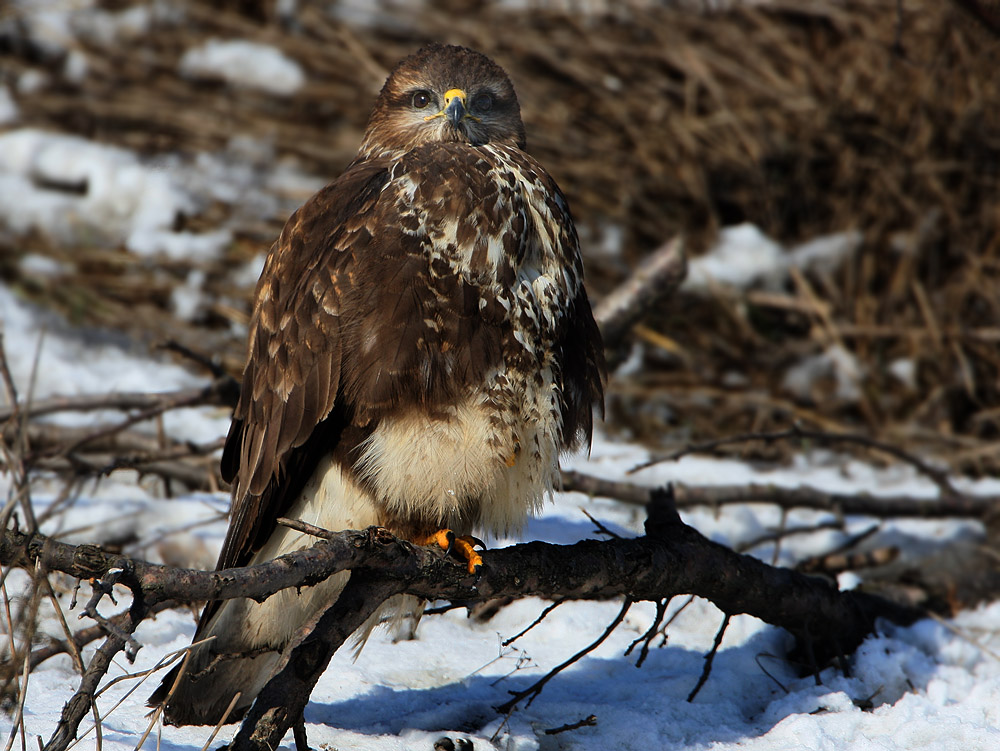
[148,645,281,725]
[147,575,424,725]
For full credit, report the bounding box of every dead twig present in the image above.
[0,377,238,425]
[41,565,148,751]
[544,714,598,735]
[687,613,731,702]
[23,600,177,675]
[561,470,995,519]
[495,599,633,714]
[593,236,687,371]
[625,597,670,668]
[629,426,958,497]
[502,599,567,647]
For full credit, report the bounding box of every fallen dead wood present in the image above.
[1,492,922,751]
[593,236,687,371]
[0,377,238,425]
[561,470,998,520]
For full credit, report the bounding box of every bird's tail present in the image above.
[148,577,424,725]
[148,631,282,726]
[148,567,352,725]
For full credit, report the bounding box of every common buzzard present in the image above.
[151,43,605,725]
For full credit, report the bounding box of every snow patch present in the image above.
[171,269,208,321]
[0,128,230,261]
[231,252,267,289]
[0,284,227,444]
[685,223,861,293]
[686,223,786,291]
[890,358,918,389]
[0,86,19,125]
[19,253,68,277]
[179,39,306,95]
[782,343,864,403]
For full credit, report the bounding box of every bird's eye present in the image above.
[472,93,494,112]
[411,90,432,109]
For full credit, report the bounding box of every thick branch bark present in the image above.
[3,517,919,643]
[1,496,922,750]
[225,499,922,749]
[231,571,404,750]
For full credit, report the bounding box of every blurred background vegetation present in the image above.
[1,0,998,474]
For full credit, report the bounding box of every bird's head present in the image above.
[358,44,526,160]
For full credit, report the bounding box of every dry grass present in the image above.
[1,0,999,471]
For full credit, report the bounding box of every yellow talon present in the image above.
[419,529,485,574]
[452,536,484,573]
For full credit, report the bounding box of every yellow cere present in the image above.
[424,88,479,122]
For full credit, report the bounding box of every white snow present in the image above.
[6,0,88,57]
[686,223,787,291]
[890,358,918,390]
[0,128,231,260]
[18,253,68,278]
[1,14,997,749]
[179,39,306,95]
[782,343,865,403]
[170,268,208,322]
[15,69,49,95]
[63,48,89,82]
[0,285,226,443]
[0,128,330,262]
[685,223,861,293]
[0,86,19,125]
[2,286,999,750]
[7,0,174,56]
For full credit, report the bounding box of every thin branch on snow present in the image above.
[0,376,239,426]
[687,613,731,702]
[628,425,957,496]
[544,714,598,735]
[495,598,633,714]
[561,470,997,519]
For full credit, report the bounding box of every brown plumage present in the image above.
[149,43,604,726]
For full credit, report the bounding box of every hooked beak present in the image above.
[444,89,467,127]
[425,88,479,127]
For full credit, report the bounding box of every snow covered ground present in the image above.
[3,284,1000,751]
[2,2,999,747]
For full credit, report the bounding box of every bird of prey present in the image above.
[150,43,605,725]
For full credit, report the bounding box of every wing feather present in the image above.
[215,145,522,575]
[214,160,392,573]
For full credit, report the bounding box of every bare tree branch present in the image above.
[629,426,957,496]
[2,492,923,751]
[687,613,731,702]
[561,470,996,519]
[223,493,922,749]
[593,236,687,371]
[495,598,633,714]
[0,377,239,426]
